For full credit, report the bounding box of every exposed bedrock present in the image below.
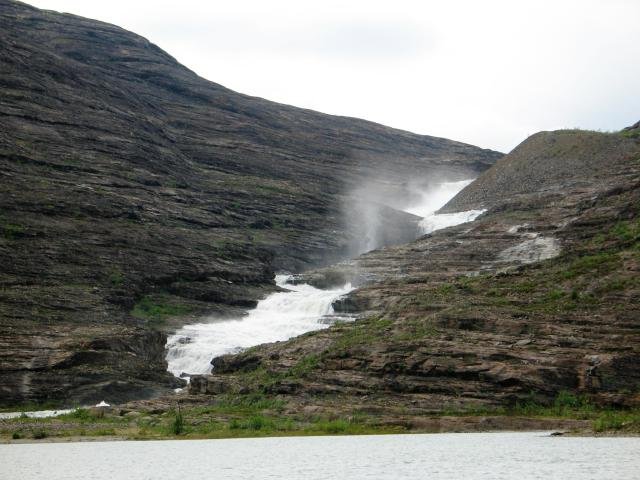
[0,0,500,405]
[192,128,640,412]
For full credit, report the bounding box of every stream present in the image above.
[165,180,485,379]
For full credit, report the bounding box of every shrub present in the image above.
[63,408,95,421]
[594,412,624,432]
[228,415,275,431]
[32,429,47,439]
[107,270,124,286]
[171,407,185,435]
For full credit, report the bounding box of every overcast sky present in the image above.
[27,0,640,152]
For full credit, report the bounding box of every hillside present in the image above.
[0,0,500,405]
[189,127,640,423]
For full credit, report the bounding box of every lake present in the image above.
[1,432,638,480]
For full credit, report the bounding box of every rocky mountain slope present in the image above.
[0,0,500,406]
[191,127,640,419]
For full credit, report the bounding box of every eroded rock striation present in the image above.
[0,0,500,405]
[191,128,640,416]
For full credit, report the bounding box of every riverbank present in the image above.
[2,391,638,443]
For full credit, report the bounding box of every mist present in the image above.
[343,175,483,256]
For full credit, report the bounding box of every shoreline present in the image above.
[2,412,638,444]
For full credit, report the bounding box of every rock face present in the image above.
[440,130,638,213]
[0,0,500,405]
[191,128,640,413]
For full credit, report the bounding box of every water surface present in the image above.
[2,432,638,480]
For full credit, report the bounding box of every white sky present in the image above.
[26,0,640,152]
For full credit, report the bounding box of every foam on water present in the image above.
[0,409,75,420]
[419,209,486,234]
[404,179,485,234]
[166,276,352,378]
[166,179,484,378]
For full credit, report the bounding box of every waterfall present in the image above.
[166,179,485,379]
[404,179,485,233]
[166,276,353,378]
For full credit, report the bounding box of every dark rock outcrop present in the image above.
[192,128,640,413]
[0,0,499,405]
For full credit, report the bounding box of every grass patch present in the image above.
[593,411,640,432]
[59,408,97,422]
[131,295,192,325]
[31,429,47,439]
[3,391,638,440]
[330,315,393,353]
[393,318,437,341]
[288,355,320,378]
[190,393,285,415]
[170,407,185,435]
[1,222,25,240]
[560,252,619,280]
[107,269,125,286]
[314,418,350,434]
[230,415,276,431]
[620,129,640,139]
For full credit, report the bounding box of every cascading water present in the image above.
[166,179,485,379]
[166,276,353,378]
[404,179,485,234]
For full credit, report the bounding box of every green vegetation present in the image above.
[443,391,640,433]
[131,295,192,326]
[2,391,638,441]
[620,129,640,139]
[560,252,619,280]
[593,411,640,432]
[288,354,320,378]
[170,407,185,435]
[59,408,100,422]
[512,391,595,418]
[229,415,292,432]
[1,220,25,240]
[330,315,393,353]
[31,429,47,439]
[512,392,640,433]
[107,269,125,286]
[405,216,640,319]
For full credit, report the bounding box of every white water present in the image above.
[166,276,352,378]
[0,409,74,420]
[166,179,484,378]
[0,401,111,420]
[404,179,485,234]
[419,208,486,234]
